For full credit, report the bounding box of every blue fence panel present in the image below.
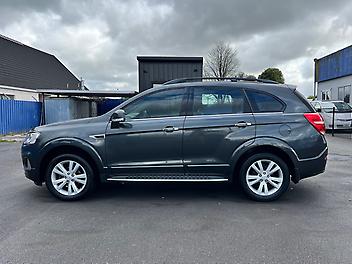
[97,99,125,115]
[0,100,42,135]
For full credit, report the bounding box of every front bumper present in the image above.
[292,147,328,183]
[21,144,42,186]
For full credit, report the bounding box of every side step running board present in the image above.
[107,178,228,182]
[107,176,228,182]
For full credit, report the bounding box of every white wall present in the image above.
[0,85,39,101]
[317,75,352,103]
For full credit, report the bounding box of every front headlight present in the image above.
[23,131,40,145]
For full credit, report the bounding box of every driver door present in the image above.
[105,87,187,177]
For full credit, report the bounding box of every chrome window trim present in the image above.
[116,111,306,121]
[186,113,253,119]
[118,115,187,122]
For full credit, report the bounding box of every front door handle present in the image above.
[163,126,179,133]
[234,121,252,128]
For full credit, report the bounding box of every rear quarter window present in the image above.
[245,90,285,112]
[291,90,315,113]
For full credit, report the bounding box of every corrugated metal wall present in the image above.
[44,98,98,124]
[317,45,352,82]
[138,58,203,92]
[0,99,41,135]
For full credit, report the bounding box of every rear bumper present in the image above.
[292,147,328,183]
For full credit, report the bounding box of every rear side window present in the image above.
[246,90,285,112]
[192,87,250,115]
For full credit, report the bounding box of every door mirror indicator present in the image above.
[111,109,126,123]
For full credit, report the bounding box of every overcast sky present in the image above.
[1,0,352,95]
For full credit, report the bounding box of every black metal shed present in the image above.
[137,56,203,92]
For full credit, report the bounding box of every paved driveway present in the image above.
[0,135,351,264]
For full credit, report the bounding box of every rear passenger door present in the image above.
[182,86,255,179]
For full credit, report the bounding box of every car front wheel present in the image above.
[45,154,95,201]
[240,153,290,201]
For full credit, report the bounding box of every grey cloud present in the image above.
[0,0,351,94]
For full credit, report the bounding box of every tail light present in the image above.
[304,113,325,134]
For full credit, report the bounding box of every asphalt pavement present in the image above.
[0,135,352,264]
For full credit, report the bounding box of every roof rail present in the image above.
[163,77,279,85]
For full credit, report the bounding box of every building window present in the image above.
[337,85,351,103]
[0,94,15,100]
[344,85,351,103]
[321,90,331,101]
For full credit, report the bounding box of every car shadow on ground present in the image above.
[87,181,321,205]
[24,180,321,205]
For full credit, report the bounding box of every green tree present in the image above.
[258,68,285,84]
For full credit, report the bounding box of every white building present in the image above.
[0,34,83,101]
[315,45,352,104]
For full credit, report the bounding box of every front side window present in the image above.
[123,88,186,119]
[246,90,285,112]
[321,102,336,112]
[192,87,250,115]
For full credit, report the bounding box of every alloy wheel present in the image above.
[51,160,87,196]
[245,159,283,196]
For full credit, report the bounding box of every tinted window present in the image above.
[192,87,250,115]
[123,88,185,119]
[246,90,284,112]
[332,101,352,112]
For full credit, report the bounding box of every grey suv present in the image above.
[21,78,328,201]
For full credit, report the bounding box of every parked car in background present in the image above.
[311,100,352,130]
[22,78,328,202]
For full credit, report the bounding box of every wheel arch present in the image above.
[230,138,299,183]
[39,139,106,183]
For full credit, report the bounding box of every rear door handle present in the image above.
[163,126,179,133]
[234,121,252,128]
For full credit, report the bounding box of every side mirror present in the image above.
[111,109,126,123]
[316,108,322,113]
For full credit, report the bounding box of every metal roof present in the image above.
[0,34,83,90]
[37,89,137,97]
[137,56,203,62]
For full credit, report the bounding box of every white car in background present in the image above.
[311,101,352,130]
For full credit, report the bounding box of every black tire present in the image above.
[239,153,290,202]
[45,154,95,201]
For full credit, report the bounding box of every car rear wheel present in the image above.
[45,154,95,201]
[239,153,290,201]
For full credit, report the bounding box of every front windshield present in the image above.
[321,101,352,113]
[333,102,352,112]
